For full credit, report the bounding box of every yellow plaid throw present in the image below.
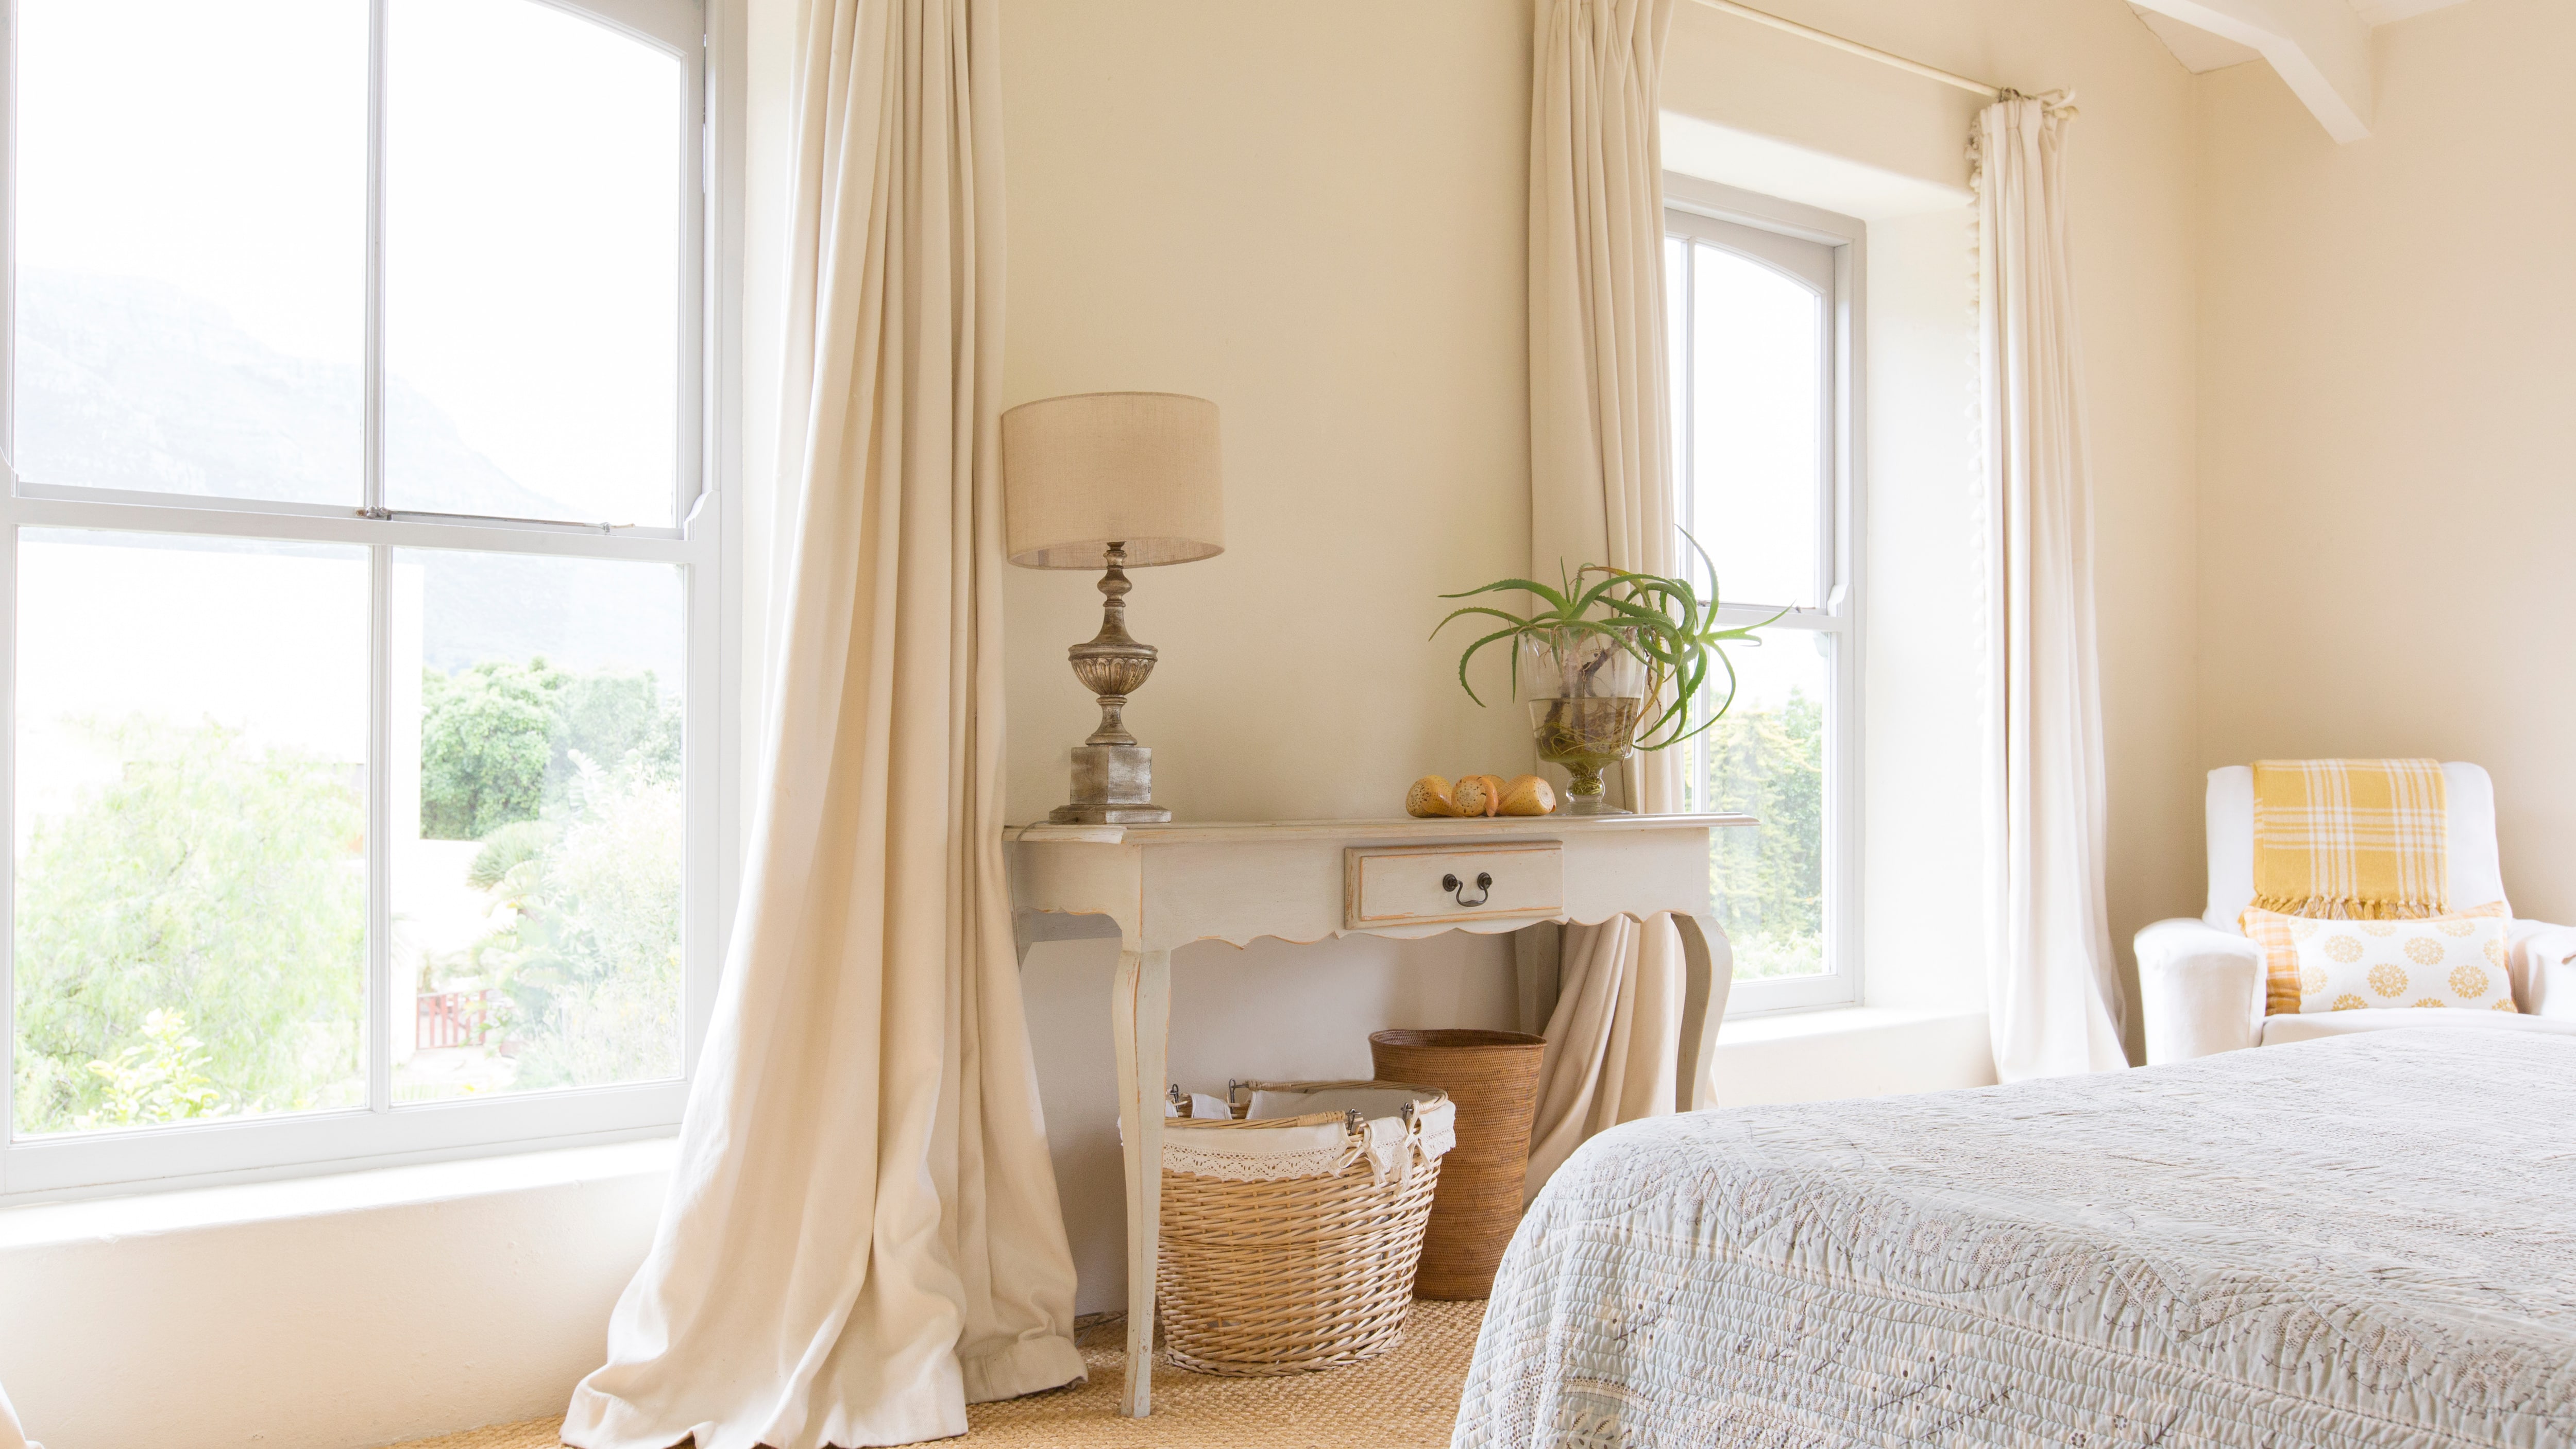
[2245,759,2453,1015]
[2249,758,2450,919]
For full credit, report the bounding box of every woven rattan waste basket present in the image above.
[1149,1080,1455,1375]
[1368,1028,1546,1298]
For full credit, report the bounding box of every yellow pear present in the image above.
[1452,774,1506,818]
[1405,775,1461,819]
[1494,772,1546,818]
[1498,775,1556,816]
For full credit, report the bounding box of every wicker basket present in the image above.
[1368,1029,1547,1299]
[1152,1080,1454,1376]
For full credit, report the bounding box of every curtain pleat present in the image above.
[1523,0,1701,1197]
[1973,94,2130,1081]
[1522,913,1682,1191]
[0,1378,37,1449]
[560,0,1082,1444]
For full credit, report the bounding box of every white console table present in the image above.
[1005,812,1750,1416]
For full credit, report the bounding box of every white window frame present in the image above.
[1664,175,1865,1016]
[0,0,746,1203]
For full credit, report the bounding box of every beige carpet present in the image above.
[386,1301,1482,1449]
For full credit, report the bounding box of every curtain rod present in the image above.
[1690,0,2004,100]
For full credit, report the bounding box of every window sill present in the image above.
[1716,1003,1986,1047]
[0,1134,676,1449]
[1707,1005,1994,1105]
[0,1133,676,1250]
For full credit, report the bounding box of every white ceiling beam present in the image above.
[2129,0,2375,141]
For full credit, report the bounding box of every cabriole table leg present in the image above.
[1672,913,1733,1113]
[1110,944,1172,1417]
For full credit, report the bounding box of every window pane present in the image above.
[393,551,684,1101]
[13,1,367,503]
[385,0,686,526]
[13,532,370,1137]
[1685,628,1828,981]
[1686,241,1824,609]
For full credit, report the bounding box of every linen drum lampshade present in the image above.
[1003,390,1224,825]
[1002,392,1225,567]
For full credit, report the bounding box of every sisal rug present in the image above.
[385,1300,1482,1449]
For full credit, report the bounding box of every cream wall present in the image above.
[2196,0,2576,925]
[0,1141,672,1449]
[996,0,1537,1314]
[997,0,1536,825]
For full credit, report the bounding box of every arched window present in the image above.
[1666,183,1861,1014]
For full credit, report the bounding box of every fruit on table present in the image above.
[1408,773,1555,817]
[1405,775,1462,819]
[1452,774,1506,817]
[1498,775,1556,816]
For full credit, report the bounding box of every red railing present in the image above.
[417,989,499,1049]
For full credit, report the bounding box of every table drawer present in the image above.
[1344,843,1564,929]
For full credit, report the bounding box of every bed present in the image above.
[1453,1030,2576,1447]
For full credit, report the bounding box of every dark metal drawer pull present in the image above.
[1441,871,1494,907]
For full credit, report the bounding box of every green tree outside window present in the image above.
[1695,687,1825,980]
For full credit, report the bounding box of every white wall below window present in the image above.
[1710,1007,1996,1104]
[0,1139,672,1449]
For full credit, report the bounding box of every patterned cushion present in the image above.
[2292,913,2516,1013]
[2244,899,2510,1015]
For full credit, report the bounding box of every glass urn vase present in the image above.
[1515,628,1646,815]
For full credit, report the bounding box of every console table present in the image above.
[1005,812,1751,1416]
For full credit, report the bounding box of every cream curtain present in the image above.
[1523,0,1696,1196]
[1973,94,2129,1081]
[1,1379,37,1449]
[1523,914,1682,1189]
[562,0,1084,1444]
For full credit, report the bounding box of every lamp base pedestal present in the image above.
[1049,744,1172,825]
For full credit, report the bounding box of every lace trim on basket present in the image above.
[1157,1097,1457,1183]
[1161,1143,1366,1182]
[1161,1138,1452,1184]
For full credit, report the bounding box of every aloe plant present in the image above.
[1432,534,1776,752]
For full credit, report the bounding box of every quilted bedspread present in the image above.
[1453,1031,2576,1448]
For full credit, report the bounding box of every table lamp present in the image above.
[1003,391,1225,824]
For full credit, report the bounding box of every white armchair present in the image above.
[2138,763,2576,1063]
